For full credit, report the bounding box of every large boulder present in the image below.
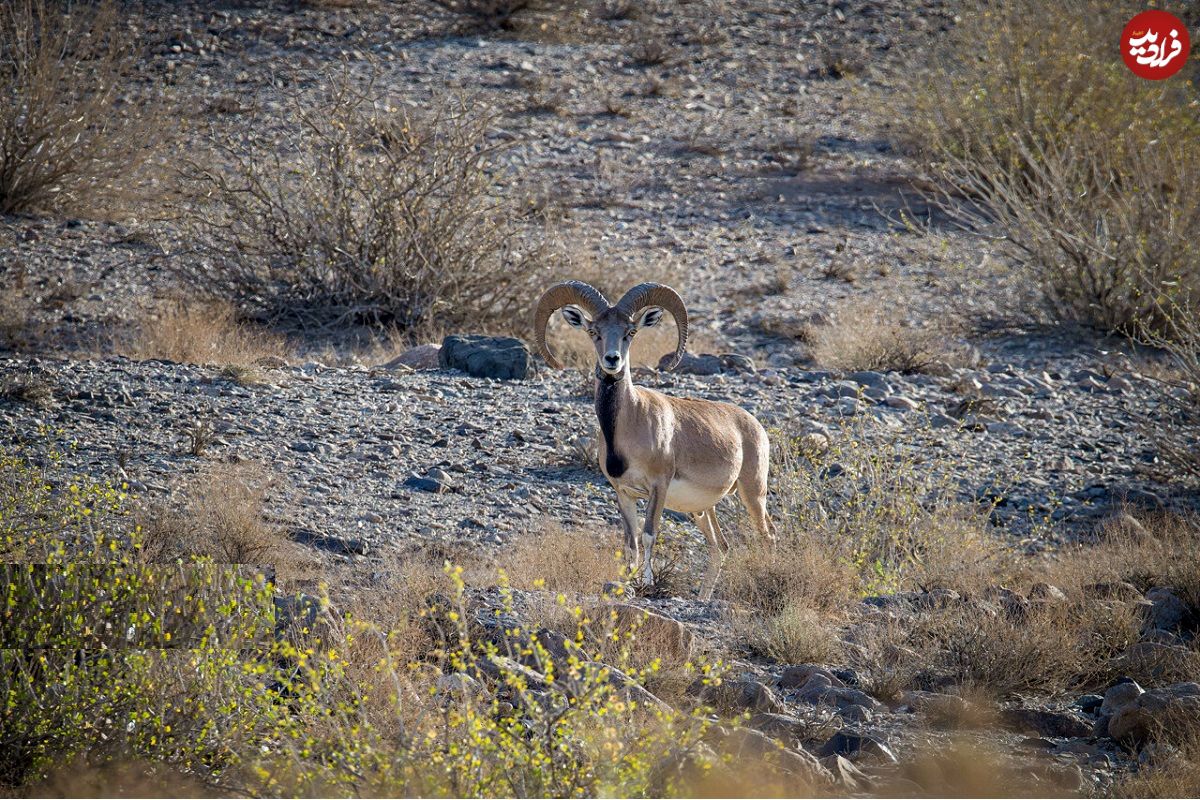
[1107,682,1200,744]
[440,335,534,380]
[1000,707,1092,738]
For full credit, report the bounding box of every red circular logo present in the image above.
[1122,10,1190,80]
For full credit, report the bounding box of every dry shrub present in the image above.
[808,298,944,374]
[745,604,843,665]
[174,72,549,331]
[887,600,1138,696]
[137,464,306,574]
[431,0,531,30]
[0,0,158,215]
[722,536,853,617]
[123,300,288,369]
[1046,512,1200,615]
[498,522,623,594]
[1115,720,1200,798]
[902,0,1200,336]
[1142,309,1200,483]
[768,418,1013,597]
[882,737,1083,797]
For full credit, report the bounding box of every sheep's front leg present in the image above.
[615,490,640,575]
[640,483,668,589]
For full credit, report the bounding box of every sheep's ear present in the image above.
[560,305,590,328]
[636,306,664,329]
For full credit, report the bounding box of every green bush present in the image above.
[2,445,759,797]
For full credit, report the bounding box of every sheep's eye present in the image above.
[625,329,636,339]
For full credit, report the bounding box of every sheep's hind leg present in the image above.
[696,508,730,602]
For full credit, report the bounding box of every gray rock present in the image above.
[796,673,883,713]
[1101,679,1145,716]
[749,711,805,740]
[1001,707,1092,738]
[846,370,889,390]
[440,335,534,380]
[660,352,722,375]
[1108,682,1200,744]
[383,343,441,370]
[779,664,844,690]
[817,731,897,763]
[884,395,919,411]
[403,475,447,494]
[719,353,757,374]
[693,678,785,715]
[1144,587,1190,633]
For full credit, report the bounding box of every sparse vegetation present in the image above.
[807,299,946,374]
[123,300,288,369]
[1,446,780,798]
[904,0,1200,336]
[0,0,158,215]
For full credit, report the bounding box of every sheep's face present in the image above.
[560,304,664,377]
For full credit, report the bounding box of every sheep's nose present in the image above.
[603,352,621,369]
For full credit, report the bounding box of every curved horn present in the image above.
[532,281,610,369]
[614,283,688,370]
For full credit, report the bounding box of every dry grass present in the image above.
[497,523,623,594]
[871,599,1138,697]
[1044,512,1200,615]
[744,605,844,665]
[1115,720,1200,798]
[901,0,1200,336]
[122,300,289,371]
[174,70,549,331]
[137,464,310,579]
[851,513,1200,699]
[807,298,946,374]
[723,537,854,618]
[0,0,160,215]
[0,286,38,351]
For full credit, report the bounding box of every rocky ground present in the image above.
[3,0,1199,795]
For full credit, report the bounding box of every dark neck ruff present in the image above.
[595,369,628,478]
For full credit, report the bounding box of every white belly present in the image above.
[664,478,726,514]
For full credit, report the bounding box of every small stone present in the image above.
[817,731,896,763]
[884,395,919,411]
[403,476,446,494]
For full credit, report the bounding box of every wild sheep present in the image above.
[534,281,776,600]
